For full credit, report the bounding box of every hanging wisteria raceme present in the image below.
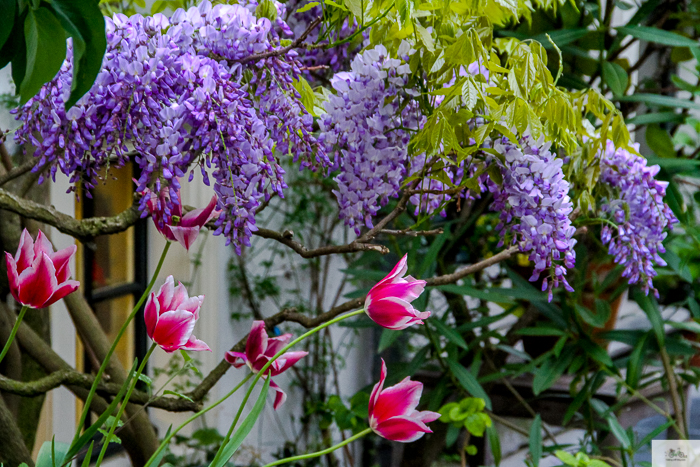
[489,137,577,301]
[599,141,677,298]
[12,2,325,253]
[319,44,418,234]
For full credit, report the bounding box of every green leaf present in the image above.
[634,419,673,450]
[377,328,401,353]
[20,7,67,105]
[296,2,319,13]
[625,111,685,126]
[0,0,15,50]
[616,93,700,111]
[529,415,542,467]
[431,318,468,349]
[36,440,69,467]
[626,333,648,389]
[579,339,613,367]
[447,359,491,410]
[51,0,107,108]
[555,450,578,466]
[487,424,501,466]
[602,61,628,96]
[617,26,699,48]
[532,352,571,395]
[632,289,665,346]
[396,0,412,30]
[532,28,589,48]
[575,302,608,328]
[607,416,631,449]
[211,378,271,467]
[645,125,675,158]
[163,390,194,403]
[80,442,93,467]
[516,327,565,336]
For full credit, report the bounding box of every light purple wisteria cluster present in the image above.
[12,1,325,253]
[599,141,677,297]
[319,44,416,234]
[489,137,577,301]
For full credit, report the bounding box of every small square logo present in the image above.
[652,440,700,466]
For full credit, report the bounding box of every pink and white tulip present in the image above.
[369,359,440,443]
[365,254,430,330]
[5,229,79,308]
[143,184,219,251]
[225,321,308,409]
[144,276,210,353]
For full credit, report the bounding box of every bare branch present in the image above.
[254,227,389,257]
[0,159,37,187]
[0,187,140,242]
[380,228,444,237]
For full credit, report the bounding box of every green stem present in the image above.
[212,309,365,466]
[143,373,254,467]
[95,342,157,467]
[262,428,372,467]
[0,305,28,365]
[72,241,171,446]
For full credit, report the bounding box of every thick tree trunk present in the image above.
[0,394,34,467]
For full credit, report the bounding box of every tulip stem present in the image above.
[71,241,171,450]
[0,305,28,365]
[262,428,372,466]
[143,372,254,467]
[95,342,157,467]
[212,308,366,466]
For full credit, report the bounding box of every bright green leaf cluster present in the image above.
[438,397,492,437]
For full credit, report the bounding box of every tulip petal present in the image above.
[246,321,268,364]
[51,244,77,283]
[177,295,204,319]
[144,293,160,339]
[33,230,54,257]
[373,254,408,289]
[265,333,293,356]
[44,279,80,307]
[366,297,430,330]
[269,350,308,376]
[180,195,218,228]
[269,379,287,410]
[369,359,388,416]
[168,225,200,251]
[6,252,20,302]
[225,351,248,368]
[156,276,176,311]
[370,280,426,304]
[371,377,423,422]
[152,309,196,352]
[17,253,57,308]
[167,280,191,311]
[181,334,211,352]
[373,416,433,443]
[15,229,34,271]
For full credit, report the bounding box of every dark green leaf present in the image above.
[532,28,589,48]
[516,327,566,336]
[617,26,698,48]
[211,378,271,467]
[51,0,107,107]
[626,333,648,388]
[20,7,67,105]
[602,61,628,96]
[607,416,631,449]
[645,125,675,158]
[575,302,608,328]
[579,339,614,367]
[634,419,673,450]
[431,318,468,349]
[487,424,501,466]
[532,351,572,395]
[632,289,665,346]
[616,94,700,111]
[446,359,491,410]
[0,0,15,50]
[625,111,685,126]
[378,328,401,353]
[163,390,194,402]
[529,415,542,467]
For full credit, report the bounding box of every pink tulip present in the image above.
[225,320,308,409]
[144,275,210,353]
[5,229,79,308]
[365,254,430,330]
[143,184,219,250]
[369,359,440,443]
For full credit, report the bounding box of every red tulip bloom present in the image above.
[365,254,430,330]
[6,229,79,308]
[144,184,219,250]
[226,321,308,409]
[369,359,440,442]
[144,276,210,353]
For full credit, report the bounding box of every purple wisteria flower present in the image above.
[489,137,577,301]
[12,2,326,253]
[599,141,677,298]
[319,44,416,234]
